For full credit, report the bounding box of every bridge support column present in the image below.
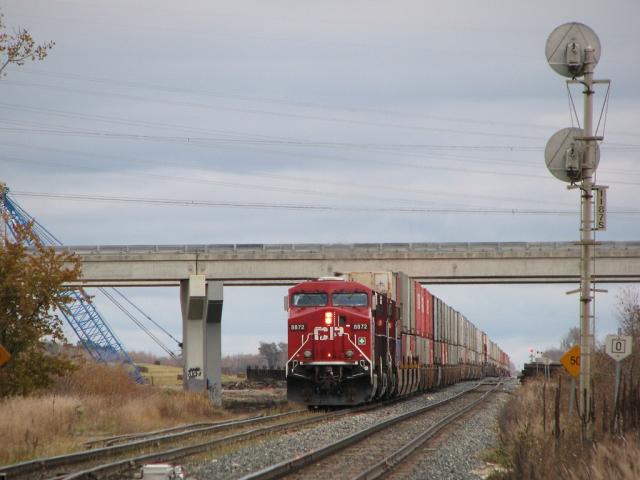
[205,281,223,407]
[181,275,207,391]
[180,276,224,406]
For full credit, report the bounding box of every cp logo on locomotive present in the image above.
[313,326,344,340]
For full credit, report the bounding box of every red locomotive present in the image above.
[285,272,510,406]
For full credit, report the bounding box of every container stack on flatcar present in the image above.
[285,272,510,406]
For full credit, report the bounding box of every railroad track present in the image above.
[82,415,265,449]
[0,387,435,480]
[0,380,501,480]
[0,410,307,480]
[242,379,502,480]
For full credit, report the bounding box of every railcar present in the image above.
[285,272,510,406]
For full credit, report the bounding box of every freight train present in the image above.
[285,272,510,406]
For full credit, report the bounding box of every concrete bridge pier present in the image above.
[205,281,223,406]
[180,275,223,406]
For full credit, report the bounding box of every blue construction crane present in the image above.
[1,184,145,383]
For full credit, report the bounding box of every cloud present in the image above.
[2,0,638,370]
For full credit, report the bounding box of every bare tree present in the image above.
[0,9,55,77]
[542,348,563,363]
[221,353,264,373]
[258,342,278,368]
[560,326,581,351]
[259,342,284,368]
[617,287,640,338]
[278,342,288,366]
[541,327,580,362]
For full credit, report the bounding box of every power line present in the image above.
[0,145,579,209]
[1,121,636,157]
[0,124,547,150]
[17,68,640,139]
[6,78,639,148]
[0,117,551,173]
[0,102,298,144]
[0,79,567,141]
[0,156,515,210]
[10,190,640,216]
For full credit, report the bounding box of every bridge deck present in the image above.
[51,241,640,286]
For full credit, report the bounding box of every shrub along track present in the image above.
[242,379,502,480]
[0,383,465,480]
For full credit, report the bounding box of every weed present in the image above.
[0,360,229,465]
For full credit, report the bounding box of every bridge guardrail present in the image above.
[42,241,640,256]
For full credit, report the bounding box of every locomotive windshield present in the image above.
[291,293,328,307]
[332,292,368,307]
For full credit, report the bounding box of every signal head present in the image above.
[546,22,601,78]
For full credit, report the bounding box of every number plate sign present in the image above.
[605,335,632,362]
[0,343,11,368]
[560,345,580,378]
[595,188,607,231]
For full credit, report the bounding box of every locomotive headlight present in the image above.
[345,350,354,358]
[303,350,312,358]
[324,312,333,325]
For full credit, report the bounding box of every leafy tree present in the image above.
[0,219,82,396]
[0,9,55,77]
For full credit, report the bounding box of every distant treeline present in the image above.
[127,341,288,374]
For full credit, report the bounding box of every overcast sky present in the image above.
[2,1,639,369]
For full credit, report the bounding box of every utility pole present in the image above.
[579,46,596,423]
[1,181,7,240]
[544,23,608,433]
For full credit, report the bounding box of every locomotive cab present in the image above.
[285,279,380,406]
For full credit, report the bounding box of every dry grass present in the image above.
[495,379,582,479]
[0,361,228,465]
[572,436,640,480]
[137,362,182,387]
[495,353,640,480]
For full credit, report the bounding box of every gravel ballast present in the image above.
[185,379,516,480]
[398,380,517,479]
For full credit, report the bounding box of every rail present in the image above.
[0,410,305,479]
[354,380,503,480]
[2,390,431,480]
[240,380,499,480]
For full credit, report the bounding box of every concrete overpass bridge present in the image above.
[61,241,640,286]
[52,240,640,403]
